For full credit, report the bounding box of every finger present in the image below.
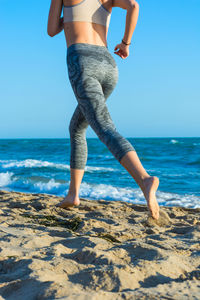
[118,50,124,57]
[114,44,120,51]
[115,50,122,57]
[119,51,126,59]
[115,52,121,57]
[114,51,120,56]
[120,51,127,58]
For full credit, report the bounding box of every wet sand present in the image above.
[0,189,200,299]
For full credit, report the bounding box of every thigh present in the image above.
[72,74,117,132]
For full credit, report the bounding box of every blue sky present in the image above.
[0,0,199,138]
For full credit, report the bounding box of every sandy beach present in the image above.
[0,189,200,299]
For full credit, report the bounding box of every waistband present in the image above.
[67,43,109,56]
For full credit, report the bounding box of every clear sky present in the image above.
[0,0,199,138]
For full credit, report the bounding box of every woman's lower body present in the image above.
[67,43,135,169]
[58,43,160,220]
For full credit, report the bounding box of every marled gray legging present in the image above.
[67,43,135,169]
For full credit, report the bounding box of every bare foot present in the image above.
[57,194,80,209]
[142,176,160,220]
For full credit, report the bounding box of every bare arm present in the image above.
[47,0,64,37]
[112,0,139,59]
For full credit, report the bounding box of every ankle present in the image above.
[68,189,79,198]
[139,175,151,191]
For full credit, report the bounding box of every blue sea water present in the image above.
[0,138,199,208]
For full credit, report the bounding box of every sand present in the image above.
[0,189,200,299]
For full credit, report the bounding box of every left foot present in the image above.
[142,176,160,220]
[57,194,80,209]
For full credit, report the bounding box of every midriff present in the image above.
[63,0,112,48]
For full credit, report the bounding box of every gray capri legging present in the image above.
[67,43,135,170]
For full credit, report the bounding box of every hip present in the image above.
[66,43,118,79]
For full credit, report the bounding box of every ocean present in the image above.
[0,138,199,208]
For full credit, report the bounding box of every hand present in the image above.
[114,42,130,59]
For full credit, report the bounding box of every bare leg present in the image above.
[120,150,160,220]
[58,150,159,220]
[57,168,84,208]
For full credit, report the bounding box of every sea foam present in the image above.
[0,159,115,172]
[34,179,62,192]
[170,139,179,144]
[0,172,13,187]
[1,174,199,208]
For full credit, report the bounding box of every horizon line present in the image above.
[0,136,199,140]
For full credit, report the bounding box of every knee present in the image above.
[69,118,80,138]
[69,119,85,141]
[96,125,118,145]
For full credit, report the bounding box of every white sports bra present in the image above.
[63,0,112,28]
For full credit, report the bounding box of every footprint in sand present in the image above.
[146,209,172,227]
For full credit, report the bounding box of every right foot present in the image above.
[142,176,160,220]
[56,194,80,209]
